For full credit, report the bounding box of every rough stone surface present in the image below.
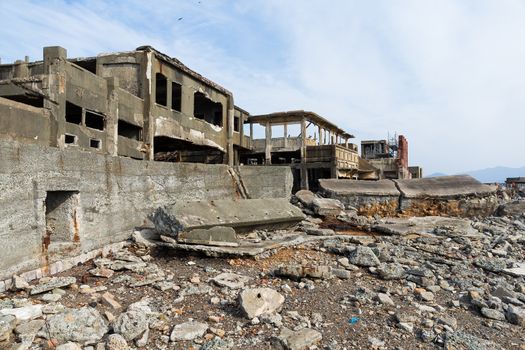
[348,246,380,267]
[505,305,525,326]
[211,273,251,289]
[106,334,129,350]
[43,307,108,343]
[55,343,83,350]
[239,288,285,319]
[114,305,150,341]
[276,265,332,280]
[30,277,76,295]
[273,327,322,350]
[0,305,42,322]
[311,198,344,217]
[170,321,208,341]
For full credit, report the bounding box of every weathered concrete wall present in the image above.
[238,166,294,199]
[2,140,292,280]
[0,140,293,280]
[0,97,51,146]
[319,175,498,218]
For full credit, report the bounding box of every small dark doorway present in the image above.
[45,191,80,244]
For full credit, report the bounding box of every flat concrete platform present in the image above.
[394,175,496,199]
[320,179,399,196]
[151,198,305,236]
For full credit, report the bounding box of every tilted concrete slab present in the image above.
[151,198,305,236]
[373,216,480,237]
[394,175,496,199]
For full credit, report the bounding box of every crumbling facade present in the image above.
[506,177,525,196]
[361,135,422,180]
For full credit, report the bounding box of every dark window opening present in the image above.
[64,134,76,144]
[65,102,82,124]
[2,94,44,108]
[90,139,101,149]
[193,92,223,127]
[72,59,96,74]
[85,110,105,130]
[154,136,224,164]
[234,116,240,132]
[45,191,80,244]
[118,120,142,141]
[155,73,168,106]
[171,82,182,112]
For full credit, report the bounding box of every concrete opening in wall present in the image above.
[194,92,223,127]
[64,134,77,145]
[172,82,181,112]
[85,110,105,130]
[65,101,82,124]
[90,139,101,149]
[234,116,240,132]
[118,119,142,140]
[154,136,224,164]
[1,93,44,108]
[44,191,80,247]
[71,58,96,74]
[155,73,168,106]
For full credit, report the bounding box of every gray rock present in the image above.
[376,293,395,306]
[199,336,234,350]
[377,263,406,280]
[211,272,251,289]
[305,228,336,236]
[0,305,42,322]
[505,305,525,326]
[332,268,352,279]
[312,198,344,217]
[14,319,45,343]
[437,316,457,330]
[239,288,285,319]
[273,327,322,350]
[444,331,505,350]
[12,276,29,291]
[480,307,505,321]
[276,265,332,280]
[348,246,380,267]
[114,309,150,341]
[106,334,129,350]
[0,315,16,343]
[42,307,108,343]
[474,258,507,273]
[178,226,239,247]
[56,343,83,350]
[30,277,76,295]
[170,321,208,341]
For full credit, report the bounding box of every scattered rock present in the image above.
[239,288,285,319]
[42,307,108,343]
[170,321,208,341]
[273,327,322,350]
[211,272,251,289]
[348,246,380,267]
[30,277,76,295]
[106,334,129,350]
[276,265,332,280]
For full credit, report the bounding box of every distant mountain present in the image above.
[426,172,448,178]
[425,167,525,183]
[461,166,525,184]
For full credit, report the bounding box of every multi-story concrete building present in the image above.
[0,46,251,165]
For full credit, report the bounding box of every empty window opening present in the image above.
[171,82,182,112]
[234,116,240,132]
[45,191,80,244]
[193,92,223,127]
[85,110,105,130]
[155,73,168,106]
[90,139,101,149]
[64,134,77,145]
[65,101,82,124]
[118,120,142,141]
[2,94,44,108]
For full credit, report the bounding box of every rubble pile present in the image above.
[1,195,524,349]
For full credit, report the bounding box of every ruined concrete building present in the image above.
[0,45,423,285]
[506,177,525,195]
[361,135,422,180]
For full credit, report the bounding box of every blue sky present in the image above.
[1,0,524,174]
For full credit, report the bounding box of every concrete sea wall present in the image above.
[0,140,292,281]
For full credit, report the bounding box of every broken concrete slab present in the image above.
[273,327,322,350]
[151,198,305,236]
[239,288,284,319]
[373,216,479,237]
[319,179,400,216]
[396,175,498,217]
[177,226,239,247]
[275,265,332,280]
[497,200,525,217]
[295,190,315,207]
[503,263,525,277]
[311,198,344,217]
[30,277,76,295]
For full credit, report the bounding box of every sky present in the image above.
[1,0,524,175]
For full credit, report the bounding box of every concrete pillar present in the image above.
[345,137,349,149]
[43,46,67,148]
[13,60,29,78]
[318,126,323,145]
[249,122,253,149]
[105,77,119,156]
[300,117,308,189]
[283,123,288,148]
[227,95,235,166]
[265,121,272,164]
[141,51,155,160]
